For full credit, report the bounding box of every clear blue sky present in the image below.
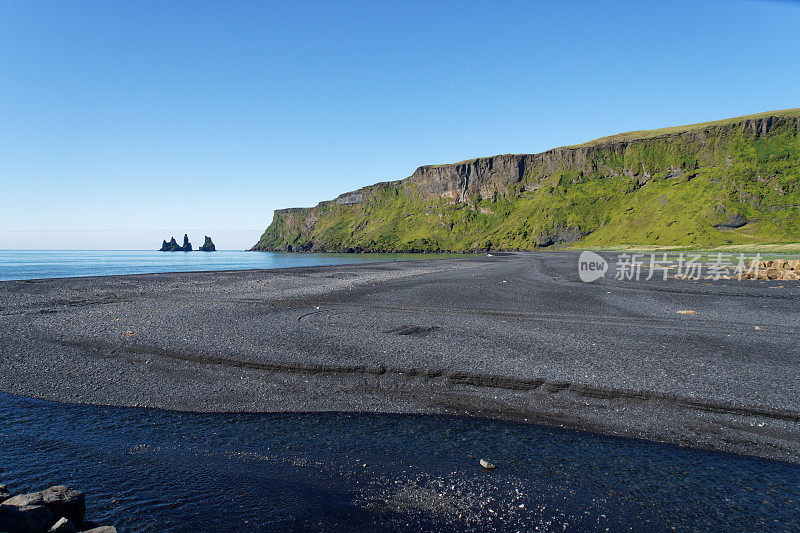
[1,0,798,248]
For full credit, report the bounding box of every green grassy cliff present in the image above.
[252,109,800,252]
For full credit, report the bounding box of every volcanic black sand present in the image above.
[1,252,799,463]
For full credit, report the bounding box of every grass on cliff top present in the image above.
[424,108,799,169]
[567,243,800,254]
[570,108,800,148]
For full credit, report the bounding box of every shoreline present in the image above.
[2,252,799,464]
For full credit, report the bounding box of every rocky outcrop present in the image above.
[198,236,216,251]
[160,234,193,251]
[251,109,800,252]
[713,213,748,230]
[0,484,115,533]
[0,504,54,533]
[533,225,586,247]
[160,237,181,251]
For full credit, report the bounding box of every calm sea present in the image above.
[0,249,459,282]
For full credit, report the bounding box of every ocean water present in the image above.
[1,392,798,532]
[0,250,461,282]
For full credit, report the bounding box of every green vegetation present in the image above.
[253,109,800,252]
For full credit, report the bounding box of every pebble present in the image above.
[479,459,496,470]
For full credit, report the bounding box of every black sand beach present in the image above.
[2,252,799,463]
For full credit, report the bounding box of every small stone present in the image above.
[48,517,77,533]
[479,458,496,470]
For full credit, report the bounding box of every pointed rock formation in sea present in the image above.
[160,237,182,251]
[181,234,192,251]
[198,236,216,251]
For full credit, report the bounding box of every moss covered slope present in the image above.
[252,109,800,252]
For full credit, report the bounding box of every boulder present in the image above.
[766,268,780,280]
[198,235,216,251]
[40,486,85,526]
[0,504,55,533]
[534,225,585,247]
[713,213,748,230]
[80,527,117,533]
[48,517,77,533]
[3,486,85,526]
[2,491,45,507]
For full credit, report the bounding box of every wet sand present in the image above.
[1,252,799,463]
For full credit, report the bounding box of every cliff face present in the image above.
[252,109,800,252]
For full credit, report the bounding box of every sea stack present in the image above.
[160,237,182,251]
[160,234,193,251]
[199,236,216,251]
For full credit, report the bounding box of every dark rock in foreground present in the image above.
[41,486,85,526]
[0,504,54,533]
[0,484,114,533]
[198,235,216,251]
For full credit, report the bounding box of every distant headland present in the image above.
[160,234,215,251]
